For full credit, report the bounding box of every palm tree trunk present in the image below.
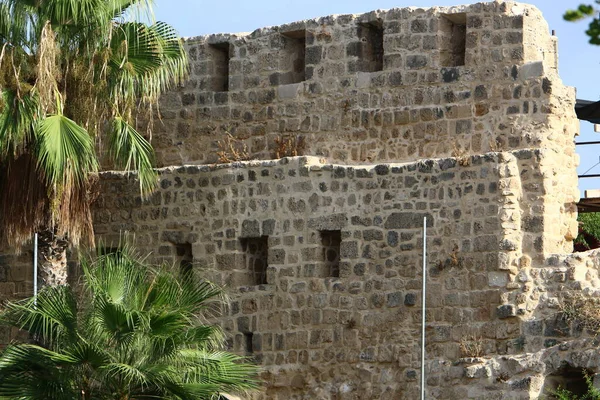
[37,230,69,287]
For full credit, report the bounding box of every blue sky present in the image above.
[153,0,600,195]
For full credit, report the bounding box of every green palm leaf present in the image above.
[0,0,188,250]
[0,1,28,46]
[108,116,157,195]
[35,113,98,188]
[0,248,261,398]
[111,22,163,76]
[1,285,78,345]
[109,0,154,21]
[41,0,106,26]
[0,89,40,157]
[139,21,188,97]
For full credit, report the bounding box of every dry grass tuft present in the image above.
[273,135,305,159]
[451,144,470,166]
[560,294,600,335]
[216,133,250,163]
[459,334,485,358]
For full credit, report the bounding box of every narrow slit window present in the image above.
[440,13,466,67]
[209,42,230,92]
[175,243,193,275]
[244,332,254,354]
[356,21,384,72]
[321,230,341,278]
[280,30,306,84]
[240,236,269,285]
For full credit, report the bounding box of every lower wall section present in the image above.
[90,153,582,399]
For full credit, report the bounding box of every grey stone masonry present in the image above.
[153,2,572,171]
[1,1,595,399]
[89,1,586,399]
[95,155,509,399]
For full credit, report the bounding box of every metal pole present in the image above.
[578,174,600,178]
[575,141,600,146]
[33,233,38,299]
[421,217,427,400]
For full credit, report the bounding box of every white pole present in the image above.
[33,233,38,299]
[421,217,427,400]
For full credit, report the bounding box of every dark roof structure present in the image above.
[576,99,600,124]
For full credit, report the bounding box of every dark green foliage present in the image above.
[0,247,260,399]
[575,212,600,251]
[551,372,600,399]
[564,2,600,45]
[0,0,188,248]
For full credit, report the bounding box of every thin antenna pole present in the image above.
[33,233,38,300]
[421,217,427,400]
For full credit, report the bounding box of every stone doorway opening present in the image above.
[543,365,594,398]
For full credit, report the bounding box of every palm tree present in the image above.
[0,247,260,399]
[0,0,188,285]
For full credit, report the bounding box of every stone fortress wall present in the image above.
[93,1,590,399]
[4,1,597,399]
[154,1,569,167]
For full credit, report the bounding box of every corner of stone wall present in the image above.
[519,2,558,73]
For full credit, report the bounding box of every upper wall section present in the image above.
[152,1,576,167]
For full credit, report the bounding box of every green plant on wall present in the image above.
[551,372,600,399]
[0,247,260,399]
[574,213,600,251]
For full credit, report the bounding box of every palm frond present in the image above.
[83,247,148,305]
[137,21,188,99]
[94,297,138,339]
[102,362,149,386]
[0,248,261,398]
[0,0,188,248]
[0,344,80,399]
[110,22,163,76]
[40,0,106,26]
[184,325,224,348]
[0,89,40,157]
[108,117,157,195]
[0,285,78,344]
[66,340,112,368]
[109,0,154,22]
[0,1,30,49]
[35,112,98,189]
[0,343,79,368]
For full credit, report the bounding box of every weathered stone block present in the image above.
[387,291,402,307]
[404,293,417,306]
[307,214,348,230]
[441,67,459,82]
[496,304,516,319]
[406,55,427,69]
[384,212,433,229]
[241,220,260,237]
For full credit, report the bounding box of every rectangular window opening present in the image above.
[240,236,269,285]
[357,21,384,72]
[321,230,341,278]
[440,13,466,67]
[280,30,306,84]
[175,243,193,275]
[244,332,254,354]
[209,42,231,92]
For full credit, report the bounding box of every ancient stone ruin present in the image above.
[3,1,599,398]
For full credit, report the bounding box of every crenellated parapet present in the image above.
[153,2,575,172]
